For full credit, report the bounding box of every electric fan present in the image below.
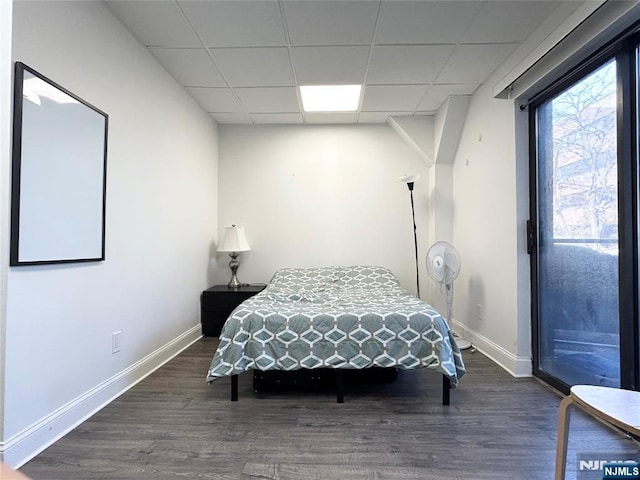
[426,241,471,350]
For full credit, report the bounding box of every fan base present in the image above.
[452,332,472,350]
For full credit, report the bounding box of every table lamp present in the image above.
[217,225,251,288]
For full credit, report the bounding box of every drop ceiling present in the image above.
[105,0,567,125]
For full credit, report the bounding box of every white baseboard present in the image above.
[1,325,203,468]
[452,320,532,378]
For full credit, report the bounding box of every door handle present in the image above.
[527,219,536,255]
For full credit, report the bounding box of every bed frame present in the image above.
[229,371,452,405]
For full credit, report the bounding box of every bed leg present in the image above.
[231,375,238,402]
[442,375,450,406]
[336,370,344,403]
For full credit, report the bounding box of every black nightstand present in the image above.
[200,285,266,337]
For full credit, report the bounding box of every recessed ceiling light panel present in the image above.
[299,85,362,112]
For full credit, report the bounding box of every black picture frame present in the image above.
[10,62,108,266]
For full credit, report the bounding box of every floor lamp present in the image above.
[399,174,420,298]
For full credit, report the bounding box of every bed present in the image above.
[206,266,466,404]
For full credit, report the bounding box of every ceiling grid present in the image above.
[105,0,569,124]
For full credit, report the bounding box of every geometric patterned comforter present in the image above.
[206,266,465,386]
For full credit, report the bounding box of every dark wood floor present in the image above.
[21,337,638,480]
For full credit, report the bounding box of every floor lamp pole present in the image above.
[408,182,420,298]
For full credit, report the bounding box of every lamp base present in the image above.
[227,252,242,289]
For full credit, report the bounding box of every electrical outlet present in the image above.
[112,331,122,354]
[476,304,483,320]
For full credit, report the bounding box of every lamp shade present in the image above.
[399,173,421,184]
[217,225,251,253]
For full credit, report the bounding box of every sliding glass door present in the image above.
[530,35,639,392]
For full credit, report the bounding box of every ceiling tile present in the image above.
[149,48,226,87]
[417,84,477,111]
[357,111,412,124]
[211,48,294,87]
[361,85,428,112]
[305,112,357,124]
[366,45,454,85]
[436,44,518,84]
[185,87,242,112]
[179,0,285,47]
[105,1,201,47]
[462,1,563,44]
[251,113,304,124]
[292,46,369,86]
[375,1,483,45]
[210,113,253,124]
[283,0,378,46]
[235,87,300,113]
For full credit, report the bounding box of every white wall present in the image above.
[0,0,13,453]
[451,66,531,375]
[216,124,431,298]
[452,81,518,345]
[424,163,454,315]
[3,1,218,465]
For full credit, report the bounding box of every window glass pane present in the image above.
[536,59,620,387]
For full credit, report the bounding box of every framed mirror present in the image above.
[10,62,108,266]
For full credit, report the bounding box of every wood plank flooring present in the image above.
[20,338,639,479]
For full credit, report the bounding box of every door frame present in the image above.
[528,37,640,393]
